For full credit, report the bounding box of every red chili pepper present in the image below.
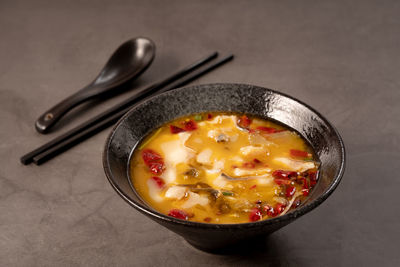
[253,158,261,164]
[237,115,252,128]
[264,203,286,217]
[272,170,298,179]
[170,125,185,134]
[302,188,309,196]
[168,209,189,220]
[264,205,275,217]
[250,185,257,190]
[141,149,162,165]
[150,176,165,188]
[309,171,317,181]
[242,162,256,168]
[182,120,198,131]
[275,203,286,214]
[285,185,296,197]
[249,208,262,222]
[141,149,165,174]
[290,149,309,158]
[256,126,282,133]
[204,217,212,222]
[274,178,292,185]
[149,162,165,175]
[309,171,318,186]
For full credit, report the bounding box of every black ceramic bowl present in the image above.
[103,83,345,252]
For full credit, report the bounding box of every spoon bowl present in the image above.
[35,37,155,134]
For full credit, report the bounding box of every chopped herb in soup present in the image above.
[130,113,319,224]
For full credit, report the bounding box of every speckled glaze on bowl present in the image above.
[103,83,345,252]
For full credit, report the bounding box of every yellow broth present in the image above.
[130,113,319,224]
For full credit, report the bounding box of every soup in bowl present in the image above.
[131,112,319,224]
[103,83,345,252]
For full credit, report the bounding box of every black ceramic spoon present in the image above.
[35,37,155,134]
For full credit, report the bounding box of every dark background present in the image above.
[1,0,399,266]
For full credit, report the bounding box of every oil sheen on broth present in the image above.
[130,113,319,224]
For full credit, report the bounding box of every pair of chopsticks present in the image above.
[21,52,234,165]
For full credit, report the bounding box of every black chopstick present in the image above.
[32,54,234,165]
[20,52,218,165]
[22,53,234,165]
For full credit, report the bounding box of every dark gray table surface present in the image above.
[1,0,399,266]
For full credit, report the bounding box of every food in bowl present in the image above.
[105,83,345,251]
[130,112,319,224]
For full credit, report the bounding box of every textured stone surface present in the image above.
[1,0,399,266]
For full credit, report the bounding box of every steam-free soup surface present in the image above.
[130,113,319,224]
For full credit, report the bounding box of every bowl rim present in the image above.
[103,83,346,229]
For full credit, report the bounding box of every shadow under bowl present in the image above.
[103,83,345,252]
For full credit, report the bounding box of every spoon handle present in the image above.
[35,86,93,133]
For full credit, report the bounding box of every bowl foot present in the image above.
[185,235,269,255]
